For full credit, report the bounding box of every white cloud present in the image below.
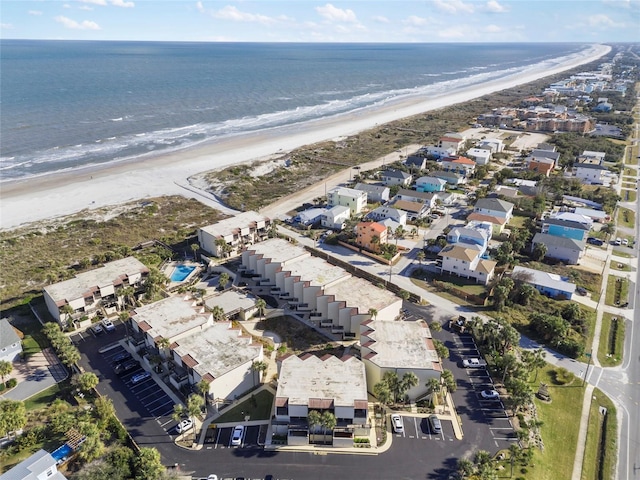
[79,5,93,10]
[28,10,43,15]
[196,1,206,14]
[111,0,134,7]
[63,4,71,8]
[316,3,358,23]
[78,0,107,5]
[55,15,101,30]
[588,14,624,27]
[484,0,508,13]
[213,5,276,25]
[404,15,429,27]
[483,24,502,33]
[372,15,389,24]
[432,0,474,14]
[1,23,13,29]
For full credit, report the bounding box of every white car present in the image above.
[391,414,404,433]
[480,389,500,400]
[101,318,116,332]
[231,425,245,446]
[176,419,193,433]
[91,324,104,335]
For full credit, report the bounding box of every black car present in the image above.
[114,359,138,374]
[111,352,132,366]
[587,237,604,246]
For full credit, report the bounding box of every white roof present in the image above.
[132,296,210,341]
[205,289,257,315]
[0,449,67,480]
[199,211,269,238]
[277,355,367,407]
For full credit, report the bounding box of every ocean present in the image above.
[0,41,588,182]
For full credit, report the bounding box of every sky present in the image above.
[1,0,639,43]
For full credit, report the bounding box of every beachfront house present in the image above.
[273,354,369,447]
[381,169,412,187]
[360,320,442,402]
[353,183,390,204]
[438,133,465,153]
[43,257,149,327]
[0,318,22,363]
[405,156,427,172]
[197,211,271,258]
[437,244,496,285]
[441,156,476,176]
[466,148,491,166]
[327,186,367,215]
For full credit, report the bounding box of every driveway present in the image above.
[0,348,67,401]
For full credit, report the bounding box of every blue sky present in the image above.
[1,0,639,43]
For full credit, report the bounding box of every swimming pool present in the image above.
[170,264,196,282]
[51,443,73,463]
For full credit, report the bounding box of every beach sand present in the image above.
[0,44,611,231]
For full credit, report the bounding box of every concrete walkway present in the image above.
[572,383,595,480]
[0,348,68,401]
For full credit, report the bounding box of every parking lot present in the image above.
[391,414,455,443]
[204,424,266,449]
[446,331,518,450]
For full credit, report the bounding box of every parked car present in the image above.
[576,287,588,296]
[462,358,487,368]
[429,415,442,434]
[131,372,151,384]
[101,318,116,332]
[114,359,138,374]
[480,389,500,400]
[622,238,629,246]
[91,324,104,335]
[391,414,404,433]
[111,352,132,366]
[587,237,603,246]
[231,425,245,446]
[176,419,193,434]
[614,238,622,246]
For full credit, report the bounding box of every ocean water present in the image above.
[0,41,587,181]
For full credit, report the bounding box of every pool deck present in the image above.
[162,260,203,287]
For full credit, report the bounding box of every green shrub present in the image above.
[0,383,5,392]
[6,378,17,388]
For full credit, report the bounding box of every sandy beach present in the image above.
[0,44,611,231]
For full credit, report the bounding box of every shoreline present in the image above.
[0,44,611,231]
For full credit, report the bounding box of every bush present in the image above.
[552,367,574,385]
[0,383,5,392]
[6,378,17,388]
[557,338,585,358]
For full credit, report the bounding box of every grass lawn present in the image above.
[604,275,629,307]
[597,313,625,367]
[528,366,585,480]
[580,389,617,480]
[508,214,530,229]
[23,383,65,411]
[617,207,635,229]
[578,308,597,364]
[213,389,274,423]
[609,261,632,272]
[621,189,637,203]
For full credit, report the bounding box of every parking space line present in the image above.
[149,400,173,415]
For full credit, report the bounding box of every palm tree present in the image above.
[190,243,199,261]
[0,360,13,383]
[440,369,456,395]
[320,411,337,445]
[370,235,380,253]
[157,337,171,361]
[425,377,441,406]
[196,380,210,410]
[211,305,226,322]
[215,238,229,257]
[416,250,426,265]
[373,381,392,405]
[251,360,268,387]
[186,394,204,442]
[307,410,322,443]
[118,286,136,309]
[255,298,267,321]
[394,226,405,246]
[218,272,230,290]
[399,372,419,403]
[60,304,74,327]
[531,348,547,382]
[367,308,378,320]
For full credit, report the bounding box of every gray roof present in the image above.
[405,156,427,168]
[354,183,389,194]
[530,149,560,161]
[573,162,607,170]
[0,449,67,480]
[474,198,514,213]
[382,169,411,180]
[0,318,20,350]
[512,266,576,294]
[542,217,591,231]
[532,232,585,251]
[396,188,436,200]
[432,170,462,180]
[416,176,447,186]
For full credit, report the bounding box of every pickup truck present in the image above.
[462,358,487,368]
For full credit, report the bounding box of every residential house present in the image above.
[0,449,68,480]
[294,208,327,226]
[466,148,491,166]
[393,188,438,208]
[465,212,507,236]
[353,183,390,204]
[391,199,429,221]
[242,239,402,337]
[415,176,447,193]
[526,149,560,176]
[446,221,492,255]
[493,185,521,201]
[477,138,504,153]
[360,320,442,402]
[0,318,22,363]
[43,257,149,326]
[573,207,609,223]
[321,205,351,231]
[572,162,608,185]
[437,244,497,285]
[198,211,271,258]
[438,132,465,152]
[420,145,456,159]
[531,233,585,265]
[381,169,412,187]
[366,206,407,226]
[579,150,606,163]
[473,198,514,222]
[273,354,369,447]
[512,266,576,300]
[405,156,427,172]
[542,217,591,242]
[432,170,466,186]
[552,211,594,227]
[356,222,388,253]
[129,295,263,401]
[441,156,476,176]
[327,186,367,215]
